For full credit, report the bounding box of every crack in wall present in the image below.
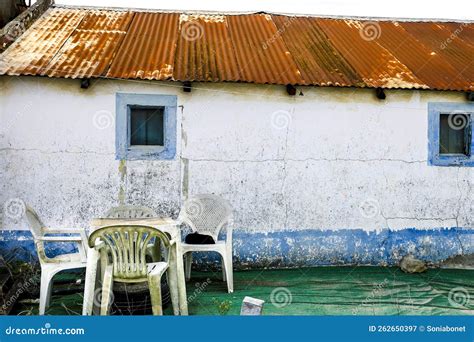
[0,148,429,164]
[280,110,292,229]
[181,157,428,164]
[384,216,459,222]
[0,147,112,155]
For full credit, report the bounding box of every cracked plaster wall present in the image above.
[0,76,472,266]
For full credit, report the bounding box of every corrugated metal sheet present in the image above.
[41,10,133,78]
[107,12,179,80]
[1,6,473,91]
[375,22,469,90]
[272,15,363,87]
[173,14,240,82]
[226,14,304,84]
[442,22,474,46]
[0,8,86,75]
[399,22,474,87]
[317,19,426,89]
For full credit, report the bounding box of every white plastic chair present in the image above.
[25,206,88,315]
[88,225,175,315]
[179,194,234,293]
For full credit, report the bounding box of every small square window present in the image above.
[428,103,474,167]
[116,94,177,160]
[439,114,470,155]
[130,106,164,146]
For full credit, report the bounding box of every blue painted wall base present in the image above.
[0,228,472,269]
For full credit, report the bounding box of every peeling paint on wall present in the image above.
[181,157,189,200]
[0,77,473,267]
[118,159,127,205]
[1,228,472,270]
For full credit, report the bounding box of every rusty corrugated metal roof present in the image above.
[173,14,241,82]
[226,14,305,85]
[41,10,134,78]
[107,12,179,80]
[272,15,363,87]
[1,6,473,91]
[317,19,426,89]
[0,8,86,76]
[375,22,468,90]
[442,22,474,46]
[399,22,474,86]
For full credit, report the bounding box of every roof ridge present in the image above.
[52,4,474,23]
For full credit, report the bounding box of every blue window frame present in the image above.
[428,102,474,167]
[116,93,177,160]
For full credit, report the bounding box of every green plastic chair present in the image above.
[104,205,161,262]
[88,225,173,315]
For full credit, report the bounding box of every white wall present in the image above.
[1,76,473,235]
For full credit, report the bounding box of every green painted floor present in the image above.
[12,267,474,315]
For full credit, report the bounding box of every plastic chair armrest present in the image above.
[42,227,86,234]
[37,236,83,242]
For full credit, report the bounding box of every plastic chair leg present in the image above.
[148,274,164,315]
[221,255,227,282]
[166,267,180,315]
[100,265,114,315]
[82,247,99,316]
[39,270,54,315]
[185,252,192,281]
[225,250,234,293]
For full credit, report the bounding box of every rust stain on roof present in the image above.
[1,6,473,91]
[317,18,427,89]
[0,8,86,76]
[226,14,304,84]
[399,22,474,88]
[441,22,474,47]
[41,10,134,78]
[174,14,240,82]
[375,22,470,90]
[107,12,179,80]
[272,15,363,87]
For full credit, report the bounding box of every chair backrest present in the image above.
[104,205,157,219]
[178,194,232,241]
[25,205,44,239]
[24,205,48,263]
[88,225,170,282]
